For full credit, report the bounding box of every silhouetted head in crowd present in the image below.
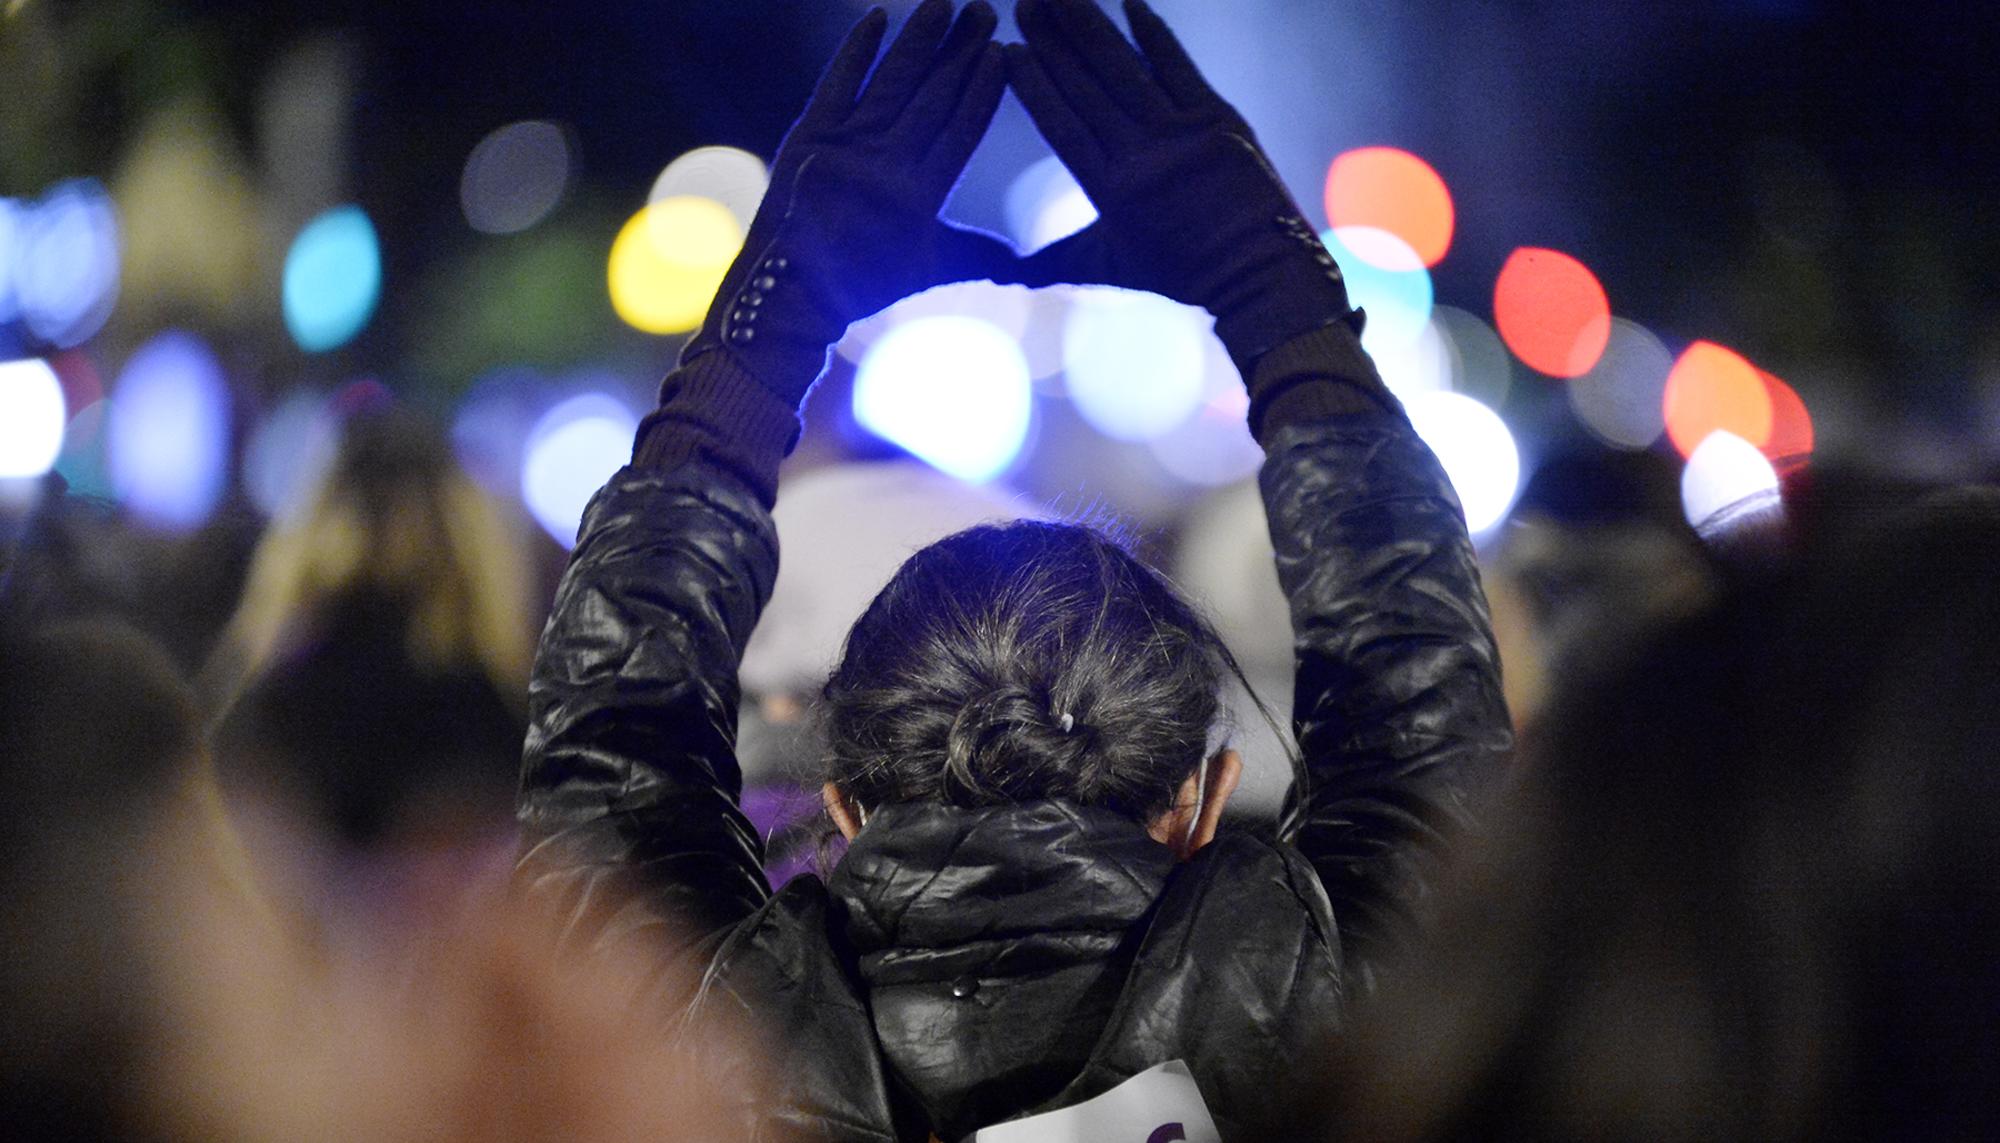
[206,407,534,851]
[1485,446,1718,728]
[211,406,534,712]
[820,521,1250,856]
[0,618,201,1141]
[1313,484,2000,1141]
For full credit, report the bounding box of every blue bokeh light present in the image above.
[1144,340,1263,487]
[854,315,1032,484]
[1320,226,1434,359]
[107,331,231,532]
[17,181,121,348]
[243,388,341,520]
[283,205,382,353]
[1062,289,1209,442]
[452,366,549,500]
[1004,156,1097,253]
[0,198,22,326]
[521,392,637,547]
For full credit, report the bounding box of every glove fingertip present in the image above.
[959,1,1001,40]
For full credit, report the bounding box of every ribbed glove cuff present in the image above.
[1245,319,1403,447]
[632,350,803,506]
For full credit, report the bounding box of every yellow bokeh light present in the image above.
[607,195,743,335]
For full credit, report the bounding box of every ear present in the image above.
[1186,748,1243,856]
[1151,748,1244,860]
[823,782,865,841]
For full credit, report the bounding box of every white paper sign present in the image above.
[967,1059,1222,1143]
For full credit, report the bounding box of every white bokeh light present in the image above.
[0,357,67,478]
[460,120,573,235]
[854,315,1032,484]
[1061,288,1208,442]
[1680,429,1780,528]
[649,146,769,232]
[1402,390,1522,535]
[521,393,638,547]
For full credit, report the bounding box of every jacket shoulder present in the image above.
[693,876,903,1142]
[1047,832,1345,1135]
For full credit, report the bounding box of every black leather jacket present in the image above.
[516,389,1511,1140]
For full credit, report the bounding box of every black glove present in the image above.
[678,0,1010,408]
[1007,0,1361,380]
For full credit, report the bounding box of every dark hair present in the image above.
[823,520,1248,823]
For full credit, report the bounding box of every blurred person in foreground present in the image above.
[1306,483,2000,1141]
[0,616,213,1141]
[0,616,754,1142]
[204,407,534,902]
[514,2,1509,1139]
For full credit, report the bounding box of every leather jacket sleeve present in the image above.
[514,461,778,956]
[1258,334,1514,992]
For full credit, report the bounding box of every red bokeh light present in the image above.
[1760,370,1814,466]
[1662,341,1774,458]
[48,349,105,415]
[1323,147,1455,268]
[1492,248,1612,378]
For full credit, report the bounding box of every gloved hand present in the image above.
[1007,0,1361,378]
[680,0,1010,407]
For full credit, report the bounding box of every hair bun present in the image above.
[942,682,1097,803]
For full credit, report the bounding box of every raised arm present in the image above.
[516,0,1013,957]
[1012,0,1511,986]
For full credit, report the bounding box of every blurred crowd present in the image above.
[7,0,2000,1139]
[5,389,2000,1140]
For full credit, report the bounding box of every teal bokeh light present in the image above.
[283,205,382,353]
[1319,226,1434,360]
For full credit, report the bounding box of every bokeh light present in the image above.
[1402,390,1521,534]
[1323,147,1454,268]
[1430,305,1514,410]
[1321,227,1434,358]
[853,315,1031,483]
[1662,340,1773,458]
[1760,370,1814,464]
[460,120,573,235]
[54,399,111,498]
[521,392,638,547]
[839,280,1034,368]
[107,331,231,531]
[1371,315,1455,401]
[1568,318,1673,450]
[0,198,22,325]
[452,366,548,500]
[1144,338,1262,487]
[1005,155,1097,252]
[607,196,743,335]
[243,388,341,519]
[1061,289,1208,441]
[649,146,768,232]
[283,205,382,352]
[49,349,105,415]
[1681,429,1779,528]
[0,357,66,478]
[1493,247,1611,378]
[17,180,121,348]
